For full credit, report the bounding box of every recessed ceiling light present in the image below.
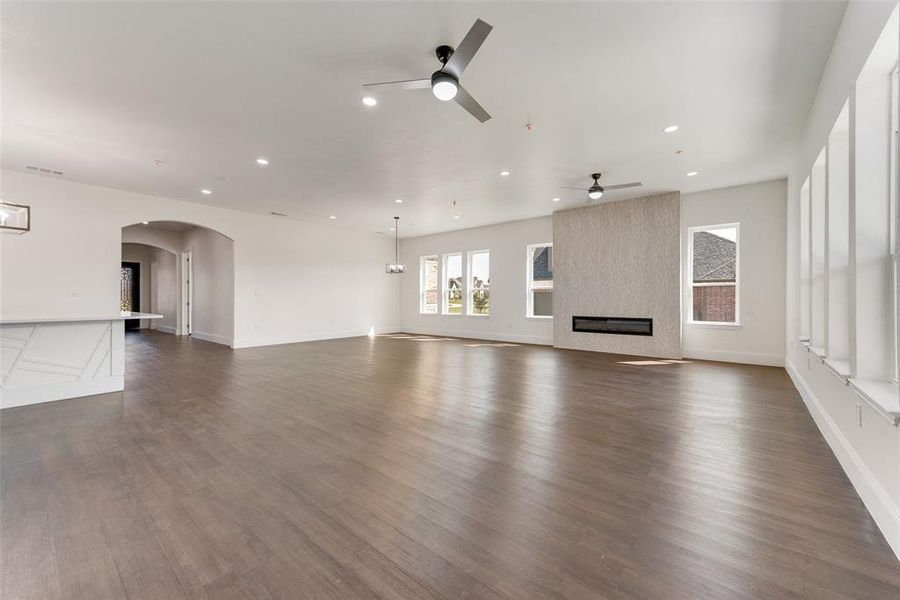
[686,171,699,177]
[499,170,510,176]
[389,227,395,231]
[454,215,461,219]
[552,197,560,202]
[663,125,679,133]
[329,215,337,219]
[256,158,269,166]
[201,189,212,195]
[395,199,403,204]
[361,96,377,107]
[141,221,149,225]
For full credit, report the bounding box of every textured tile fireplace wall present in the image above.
[552,192,682,358]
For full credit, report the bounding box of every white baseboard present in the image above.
[400,327,553,346]
[684,347,784,367]
[191,331,233,347]
[786,360,900,561]
[152,324,177,335]
[1,376,124,410]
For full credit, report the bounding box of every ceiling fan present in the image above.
[560,173,642,201]
[363,18,493,123]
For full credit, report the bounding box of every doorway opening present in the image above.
[120,221,234,346]
[120,261,141,330]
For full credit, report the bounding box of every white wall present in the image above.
[150,247,177,333]
[682,179,787,366]
[399,216,553,344]
[183,226,234,345]
[121,243,153,328]
[0,170,400,348]
[786,0,900,560]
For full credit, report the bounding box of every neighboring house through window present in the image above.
[468,250,490,316]
[690,224,739,324]
[527,243,553,318]
[443,252,463,315]
[420,255,439,314]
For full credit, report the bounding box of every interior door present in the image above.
[120,261,141,330]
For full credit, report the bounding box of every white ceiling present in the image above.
[2,1,846,237]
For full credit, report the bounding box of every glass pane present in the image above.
[445,254,462,314]
[471,289,490,315]
[693,285,735,322]
[692,227,736,283]
[532,290,552,316]
[120,267,134,312]
[421,257,439,313]
[531,245,553,289]
[470,251,489,289]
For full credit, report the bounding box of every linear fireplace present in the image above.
[572,316,653,336]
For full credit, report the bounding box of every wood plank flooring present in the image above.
[2,330,899,599]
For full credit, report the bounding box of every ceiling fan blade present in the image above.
[602,182,643,191]
[362,77,431,91]
[454,84,491,122]
[559,186,588,191]
[443,19,493,78]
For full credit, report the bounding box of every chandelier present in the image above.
[385,216,406,274]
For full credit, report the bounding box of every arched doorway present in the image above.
[121,221,235,346]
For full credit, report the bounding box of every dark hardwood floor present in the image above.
[2,330,899,599]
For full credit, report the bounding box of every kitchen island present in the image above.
[0,312,162,408]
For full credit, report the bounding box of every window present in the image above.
[467,250,490,316]
[527,243,553,318]
[689,224,739,324]
[442,253,463,315]
[419,255,439,314]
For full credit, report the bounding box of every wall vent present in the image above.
[26,165,63,175]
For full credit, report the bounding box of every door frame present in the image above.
[181,251,193,335]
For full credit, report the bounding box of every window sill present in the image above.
[823,358,851,384]
[526,316,553,321]
[686,321,742,329]
[849,378,900,426]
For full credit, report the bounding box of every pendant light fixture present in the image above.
[385,216,406,274]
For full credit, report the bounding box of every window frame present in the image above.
[687,223,741,327]
[526,243,553,319]
[419,255,439,315]
[441,252,463,316]
[890,64,899,382]
[466,249,490,317]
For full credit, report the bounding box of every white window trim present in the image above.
[890,64,899,383]
[687,223,741,327]
[441,252,463,316]
[419,255,439,315]
[467,249,490,317]
[526,243,553,319]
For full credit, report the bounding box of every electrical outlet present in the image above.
[857,403,863,428]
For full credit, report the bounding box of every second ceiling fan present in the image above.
[561,173,642,202]
[363,18,493,123]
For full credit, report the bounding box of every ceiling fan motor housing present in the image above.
[435,45,455,64]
